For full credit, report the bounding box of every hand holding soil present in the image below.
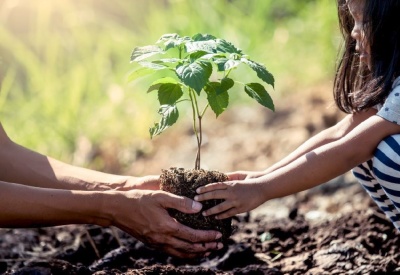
[195,179,267,219]
[105,189,223,258]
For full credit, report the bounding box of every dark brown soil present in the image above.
[2,86,400,274]
[160,167,232,242]
[2,195,400,274]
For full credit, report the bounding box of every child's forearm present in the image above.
[258,141,358,201]
[262,111,376,175]
[0,180,110,228]
[263,127,339,174]
[259,114,395,201]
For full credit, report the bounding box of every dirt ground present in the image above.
[2,85,400,274]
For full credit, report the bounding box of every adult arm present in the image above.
[0,122,157,191]
[0,180,222,258]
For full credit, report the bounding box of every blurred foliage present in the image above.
[0,0,340,169]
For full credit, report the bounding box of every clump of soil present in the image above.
[160,167,232,241]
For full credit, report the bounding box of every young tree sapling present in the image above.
[129,33,275,241]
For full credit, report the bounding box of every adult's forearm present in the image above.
[0,123,159,191]
[0,140,129,190]
[0,180,110,228]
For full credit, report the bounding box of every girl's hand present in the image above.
[226,171,266,181]
[194,180,266,219]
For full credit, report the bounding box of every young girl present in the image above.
[195,0,400,231]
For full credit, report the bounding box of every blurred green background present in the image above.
[0,0,340,173]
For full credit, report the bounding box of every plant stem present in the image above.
[200,104,209,117]
[188,89,201,169]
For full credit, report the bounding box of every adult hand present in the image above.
[118,175,160,191]
[105,189,223,258]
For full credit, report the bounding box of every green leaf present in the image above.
[192,33,217,41]
[147,77,179,93]
[158,83,183,105]
[126,67,154,82]
[158,58,181,64]
[157,33,181,42]
[185,40,217,54]
[189,51,209,62]
[214,58,228,71]
[138,61,168,70]
[205,82,229,117]
[221,78,234,90]
[242,58,275,87]
[215,39,243,54]
[201,53,226,60]
[157,33,190,51]
[176,60,212,94]
[130,46,164,62]
[244,83,275,111]
[214,58,240,71]
[149,104,179,138]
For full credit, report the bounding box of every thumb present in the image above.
[159,192,203,214]
[226,171,246,181]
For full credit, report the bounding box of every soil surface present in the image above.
[2,85,400,274]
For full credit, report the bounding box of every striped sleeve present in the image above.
[377,85,400,125]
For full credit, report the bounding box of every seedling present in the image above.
[129,33,275,169]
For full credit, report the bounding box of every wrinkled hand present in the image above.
[131,175,160,190]
[107,189,223,258]
[194,179,266,219]
[116,175,160,191]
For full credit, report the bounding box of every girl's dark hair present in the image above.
[334,0,400,113]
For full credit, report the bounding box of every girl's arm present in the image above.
[0,123,158,191]
[197,114,400,219]
[262,108,377,174]
[229,109,377,180]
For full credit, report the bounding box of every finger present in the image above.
[215,208,240,220]
[162,246,201,259]
[171,222,222,243]
[196,182,228,194]
[202,201,234,216]
[157,191,203,214]
[165,236,224,254]
[226,171,246,181]
[194,189,228,202]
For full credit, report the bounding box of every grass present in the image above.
[0,0,340,171]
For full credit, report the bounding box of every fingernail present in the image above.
[202,211,207,216]
[196,188,201,193]
[217,243,224,250]
[194,195,199,201]
[215,232,222,240]
[192,201,202,211]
